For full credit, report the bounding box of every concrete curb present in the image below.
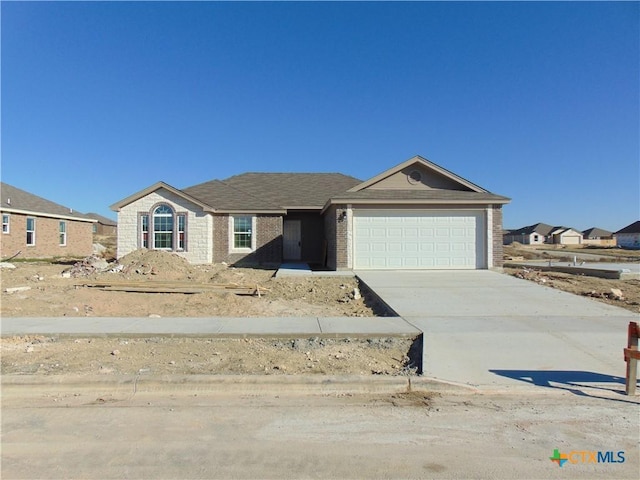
[0,374,474,397]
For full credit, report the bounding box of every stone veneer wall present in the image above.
[116,188,213,264]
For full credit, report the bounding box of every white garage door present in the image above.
[353,210,484,269]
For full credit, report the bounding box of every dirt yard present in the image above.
[503,244,640,313]
[0,250,387,318]
[1,250,414,377]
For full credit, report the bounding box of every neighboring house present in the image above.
[549,226,583,245]
[615,221,640,249]
[111,156,510,270]
[0,182,95,259]
[504,223,583,246]
[503,223,553,245]
[86,212,117,236]
[582,227,615,247]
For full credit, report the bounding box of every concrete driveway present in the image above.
[356,270,638,393]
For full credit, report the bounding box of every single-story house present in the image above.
[615,221,640,249]
[503,223,553,245]
[582,227,615,247]
[504,223,584,246]
[111,156,510,270]
[86,212,118,236]
[0,182,95,259]
[549,227,583,245]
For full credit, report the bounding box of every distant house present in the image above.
[0,182,95,259]
[86,212,117,236]
[549,227,583,245]
[503,223,553,245]
[582,227,615,247]
[615,221,640,249]
[504,223,583,246]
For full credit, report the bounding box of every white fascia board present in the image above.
[0,208,97,223]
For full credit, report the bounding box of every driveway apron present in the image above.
[356,270,638,392]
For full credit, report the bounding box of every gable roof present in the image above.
[347,155,488,193]
[110,181,217,212]
[85,212,117,226]
[0,182,94,222]
[615,221,640,235]
[582,227,613,238]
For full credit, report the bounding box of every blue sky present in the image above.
[2,1,638,231]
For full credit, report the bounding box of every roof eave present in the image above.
[110,181,215,213]
[321,197,510,214]
[0,207,97,223]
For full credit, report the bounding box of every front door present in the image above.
[283,220,302,260]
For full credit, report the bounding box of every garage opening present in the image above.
[353,210,485,270]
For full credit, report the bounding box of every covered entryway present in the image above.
[353,210,485,269]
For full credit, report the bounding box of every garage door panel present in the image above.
[353,210,484,270]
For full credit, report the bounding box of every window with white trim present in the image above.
[230,215,255,251]
[59,221,67,246]
[177,214,186,250]
[141,214,149,248]
[153,205,174,250]
[138,205,187,252]
[26,217,36,245]
[2,214,9,234]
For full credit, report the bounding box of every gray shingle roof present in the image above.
[507,223,555,236]
[582,227,613,238]
[615,221,640,235]
[182,173,362,211]
[222,173,362,208]
[0,182,93,222]
[85,212,117,226]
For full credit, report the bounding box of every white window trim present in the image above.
[229,215,257,253]
[2,214,9,234]
[59,221,67,246]
[152,205,174,251]
[26,217,36,246]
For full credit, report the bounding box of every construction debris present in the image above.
[62,255,110,278]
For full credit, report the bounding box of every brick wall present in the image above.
[0,212,93,259]
[213,214,283,266]
[322,205,348,270]
[323,206,337,270]
[492,205,504,268]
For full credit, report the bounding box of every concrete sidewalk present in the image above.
[356,270,637,393]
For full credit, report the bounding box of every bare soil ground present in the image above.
[0,335,417,377]
[1,249,387,318]
[503,244,640,313]
[1,250,412,377]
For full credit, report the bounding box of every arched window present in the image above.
[153,204,174,249]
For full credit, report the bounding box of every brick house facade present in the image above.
[1,183,95,260]
[112,156,510,270]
